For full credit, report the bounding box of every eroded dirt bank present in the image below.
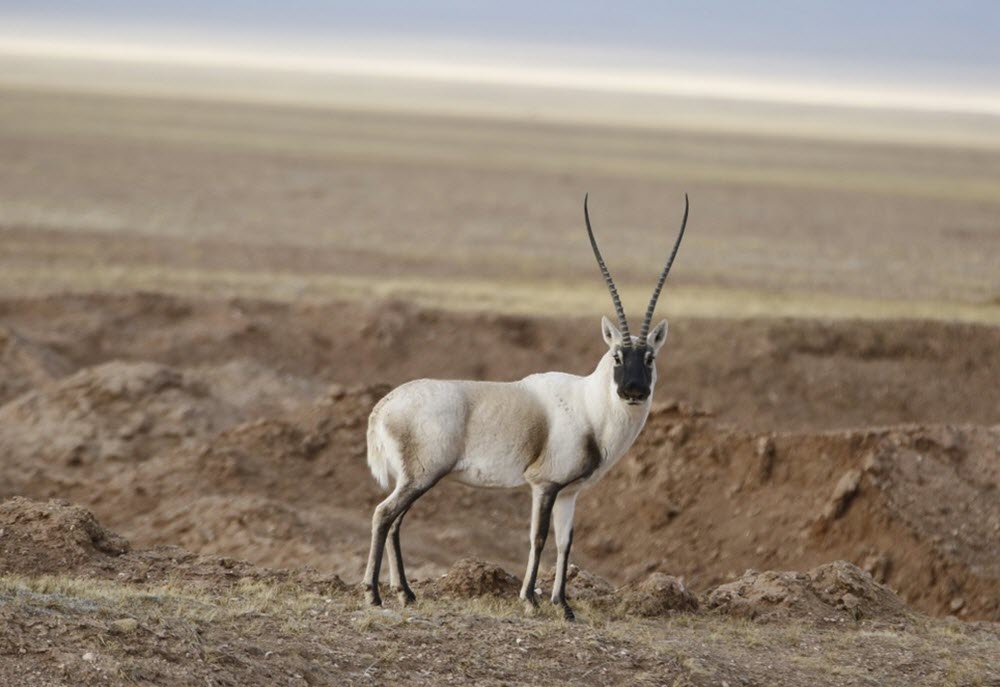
[2,293,999,431]
[1,295,998,623]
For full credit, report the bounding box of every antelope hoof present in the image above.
[363,585,382,607]
[396,587,417,606]
[521,593,540,615]
[557,602,576,622]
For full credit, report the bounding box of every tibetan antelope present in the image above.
[363,194,689,619]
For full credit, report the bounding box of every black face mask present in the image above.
[612,346,653,403]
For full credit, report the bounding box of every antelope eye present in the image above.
[612,351,623,365]
[645,352,655,366]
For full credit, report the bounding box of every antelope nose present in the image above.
[620,386,647,402]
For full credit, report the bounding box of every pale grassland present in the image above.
[4,88,999,205]
[2,264,999,324]
[2,87,999,320]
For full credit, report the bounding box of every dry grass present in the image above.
[2,573,998,686]
[0,574,327,625]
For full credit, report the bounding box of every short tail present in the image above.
[366,413,391,491]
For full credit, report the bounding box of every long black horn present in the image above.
[584,193,632,347]
[639,193,689,344]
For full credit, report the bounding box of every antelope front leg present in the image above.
[550,491,579,620]
[520,483,559,613]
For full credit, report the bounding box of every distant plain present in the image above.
[1,69,999,321]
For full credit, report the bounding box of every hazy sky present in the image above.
[3,1,999,110]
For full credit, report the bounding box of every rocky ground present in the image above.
[2,498,998,687]
[1,294,999,684]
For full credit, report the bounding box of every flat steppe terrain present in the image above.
[1,85,999,319]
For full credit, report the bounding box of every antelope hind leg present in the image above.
[387,506,418,605]
[363,485,422,606]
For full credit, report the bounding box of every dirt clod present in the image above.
[821,469,863,521]
[0,497,129,577]
[431,558,522,599]
[706,561,907,622]
[619,573,699,617]
[538,565,616,602]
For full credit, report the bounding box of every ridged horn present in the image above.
[584,193,632,347]
[639,193,689,344]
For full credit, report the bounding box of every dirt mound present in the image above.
[0,325,73,405]
[864,426,1000,579]
[430,558,522,599]
[5,383,993,621]
[3,293,1000,432]
[193,358,324,417]
[578,408,1000,620]
[619,573,700,617]
[0,361,242,471]
[89,389,389,572]
[0,493,996,685]
[537,565,617,602]
[1,295,999,620]
[706,562,908,622]
[0,496,346,595]
[119,493,345,571]
[0,497,129,576]
[0,358,323,504]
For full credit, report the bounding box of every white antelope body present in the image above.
[363,194,689,619]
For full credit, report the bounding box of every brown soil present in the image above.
[3,498,998,687]
[0,294,997,628]
[428,558,522,600]
[1,293,998,431]
[617,573,701,618]
[705,563,909,623]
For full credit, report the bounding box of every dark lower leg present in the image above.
[520,486,558,608]
[552,529,575,620]
[550,491,578,620]
[363,520,389,606]
[388,508,416,603]
[363,489,418,606]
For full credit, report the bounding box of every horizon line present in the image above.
[3,34,1000,118]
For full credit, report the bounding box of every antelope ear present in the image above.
[601,316,623,348]
[647,319,669,354]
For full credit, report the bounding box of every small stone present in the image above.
[861,552,892,583]
[109,618,139,634]
[862,451,883,474]
[949,597,965,612]
[755,436,776,483]
[821,469,862,520]
[667,422,689,446]
[82,652,96,663]
[756,436,774,459]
